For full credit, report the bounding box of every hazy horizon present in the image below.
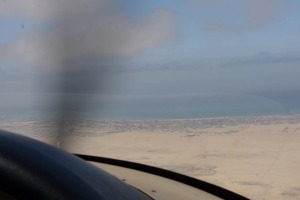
[1,1,300,119]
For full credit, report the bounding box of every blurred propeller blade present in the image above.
[48,3,113,150]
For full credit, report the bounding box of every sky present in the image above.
[1,0,300,118]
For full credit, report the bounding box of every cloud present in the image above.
[0,0,177,71]
[59,7,177,57]
[0,0,60,21]
[0,0,110,21]
[0,0,178,94]
[244,0,285,29]
[194,0,290,33]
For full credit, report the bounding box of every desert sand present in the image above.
[1,116,300,199]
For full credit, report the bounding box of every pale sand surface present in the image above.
[1,116,300,199]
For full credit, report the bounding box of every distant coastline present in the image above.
[2,93,300,120]
[1,114,300,137]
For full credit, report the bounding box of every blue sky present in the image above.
[1,0,300,118]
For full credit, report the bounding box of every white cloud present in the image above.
[193,0,290,33]
[0,0,177,71]
[243,0,285,29]
[0,0,110,21]
[59,7,177,57]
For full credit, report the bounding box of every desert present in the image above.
[1,115,300,200]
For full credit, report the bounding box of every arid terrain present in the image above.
[1,115,300,200]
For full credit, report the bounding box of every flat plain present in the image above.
[1,115,300,200]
